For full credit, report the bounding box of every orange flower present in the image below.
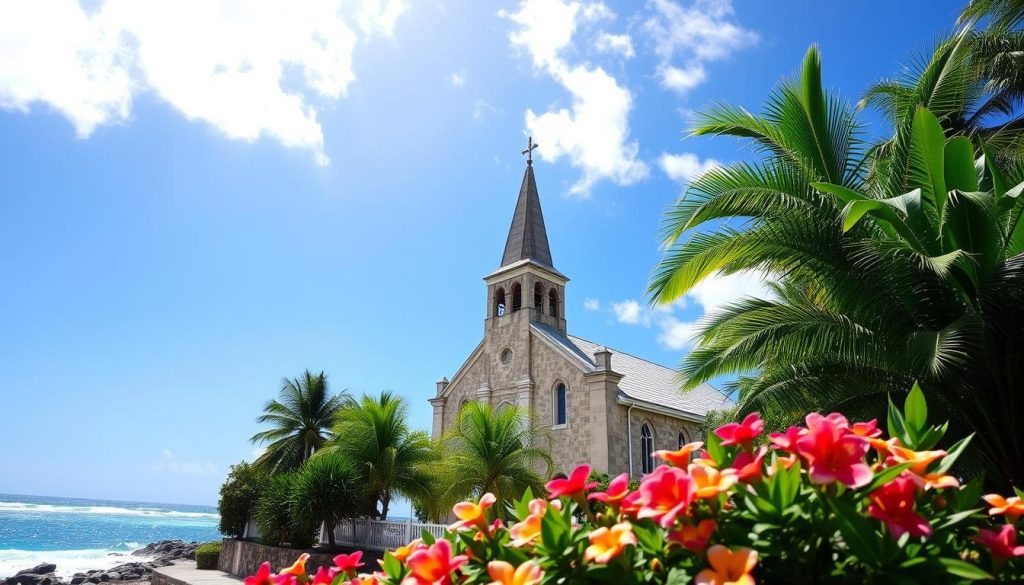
[695,545,758,585]
[448,493,496,532]
[389,539,423,564]
[668,519,716,553]
[584,522,638,564]
[486,561,543,585]
[886,444,958,490]
[280,554,310,577]
[509,499,560,547]
[655,441,704,467]
[689,464,738,499]
[984,494,1024,524]
[403,540,468,585]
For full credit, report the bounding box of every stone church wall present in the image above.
[605,405,701,477]
[528,335,590,475]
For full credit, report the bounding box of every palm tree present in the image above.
[291,451,367,548]
[648,46,1024,488]
[250,370,348,474]
[318,391,436,520]
[433,401,552,521]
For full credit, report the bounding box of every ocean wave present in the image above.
[0,547,153,579]
[0,502,218,520]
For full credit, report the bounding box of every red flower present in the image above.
[636,465,695,528]
[731,446,767,483]
[768,426,806,453]
[312,567,336,585]
[974,525,1024,560]
[714,413,764,449]
[867,477,931,539]
[403,539,468,585]
[245,562,273,585]
[588,472,631,506]
[546,465,598,499]
[668,519,716,553]
[795,412,872,488]
[334,551,365,573]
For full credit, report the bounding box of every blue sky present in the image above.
[0,0,964,507]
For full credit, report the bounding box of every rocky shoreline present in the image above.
[2,541,202,585]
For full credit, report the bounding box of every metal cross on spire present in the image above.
[522,136,539,165]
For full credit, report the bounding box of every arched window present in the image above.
[553,383,568,427]
[548,289,559,318]
[494,288,506,317]
[533,283,544,310]
[678,429,689,449]
[511,282,522,312]
[496,401,513,413]
[640,424,655,474]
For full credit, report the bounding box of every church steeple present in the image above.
[501,138,554,268]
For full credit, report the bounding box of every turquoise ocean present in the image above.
[0,494,219,579]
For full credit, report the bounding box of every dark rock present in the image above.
[70,574,87,585]
[15,565,57,577]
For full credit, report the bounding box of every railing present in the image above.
[321,518,447,551]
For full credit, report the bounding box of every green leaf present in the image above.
[381,552,401,577]
[953,477,984,512]
[935,558,992,580]
[935,508,983,531]
[981,145,1007,199]
[863,462,913,493]
[887,395,910,446]
[420,529,436,545]
[540,504,567,551]
[631,522,663,553]
[514,487,533,521]
[904,382,928,435]
[944,137,979,192]
[934,433,973,474]
[909,107,948,223]
[665,568,690,585]
[706,430,727,467]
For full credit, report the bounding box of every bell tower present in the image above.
[484,137,568,335]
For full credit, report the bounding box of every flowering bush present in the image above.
[245,386,1024,583]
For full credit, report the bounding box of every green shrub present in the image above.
[217,461,267,538]
[253,473,317,549]
[291,452,368,548]
[194,542,221,570]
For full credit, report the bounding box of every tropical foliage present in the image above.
[244,391,1024,584]
[320,391,435,520]
[250,370,349,474]
[431,402,553,522]
[217,461,267,538]
[291,452,368,548]
[253,473,317,549]
[649,40,1024,488]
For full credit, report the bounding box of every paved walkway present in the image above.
[152,562,241,585]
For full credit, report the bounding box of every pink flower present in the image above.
[312,567,337,585]
[867,477,931,539]
[588,473,631,506]
[768,426,806,453]
[795,412,872,488]
[668,519,716,553]
[714,414,764,449]
[245,562,273,585]
[635,465,695,528]
[403,539,468,585]
[731,446,767,483]
[334,551,364,573]
[546,465,598,499]
[974,525,1024,560]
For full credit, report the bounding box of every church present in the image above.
[428,145,733,479]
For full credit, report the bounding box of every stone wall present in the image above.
[605,406,701,477]
[216,540,382,579]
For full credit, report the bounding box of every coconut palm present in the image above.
[648,46,1024,488]
[250,370,348,474]
[433,401,552,521]
[318,391,436,520]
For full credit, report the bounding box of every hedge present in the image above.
[195,542,221,570]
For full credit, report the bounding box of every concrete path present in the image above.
[152,562,241,585]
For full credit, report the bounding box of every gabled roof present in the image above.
[530,322,733,419]
[501,164,554,269]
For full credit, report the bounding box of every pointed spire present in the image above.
[501,162,554,268]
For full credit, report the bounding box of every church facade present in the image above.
[428,157,732,479]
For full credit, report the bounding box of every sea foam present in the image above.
[0,546,152,579]
[0,502,218,520]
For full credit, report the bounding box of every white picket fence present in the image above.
[321,518,447,550]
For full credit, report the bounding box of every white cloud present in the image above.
[643,0,756,94]
[594,32,635,59]
[501,0,648,197]
[0,0,408,166]
[449,71,466,87]
[659,152,720,184]
[603,270,772,351]
[473,99,501,121]
[583,298,601,311]
[152,450,217,477]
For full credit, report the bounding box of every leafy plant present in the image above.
[291,451,368,548]
[194,542,221,570]
[253,473,316,549]
[218,461,267,538]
